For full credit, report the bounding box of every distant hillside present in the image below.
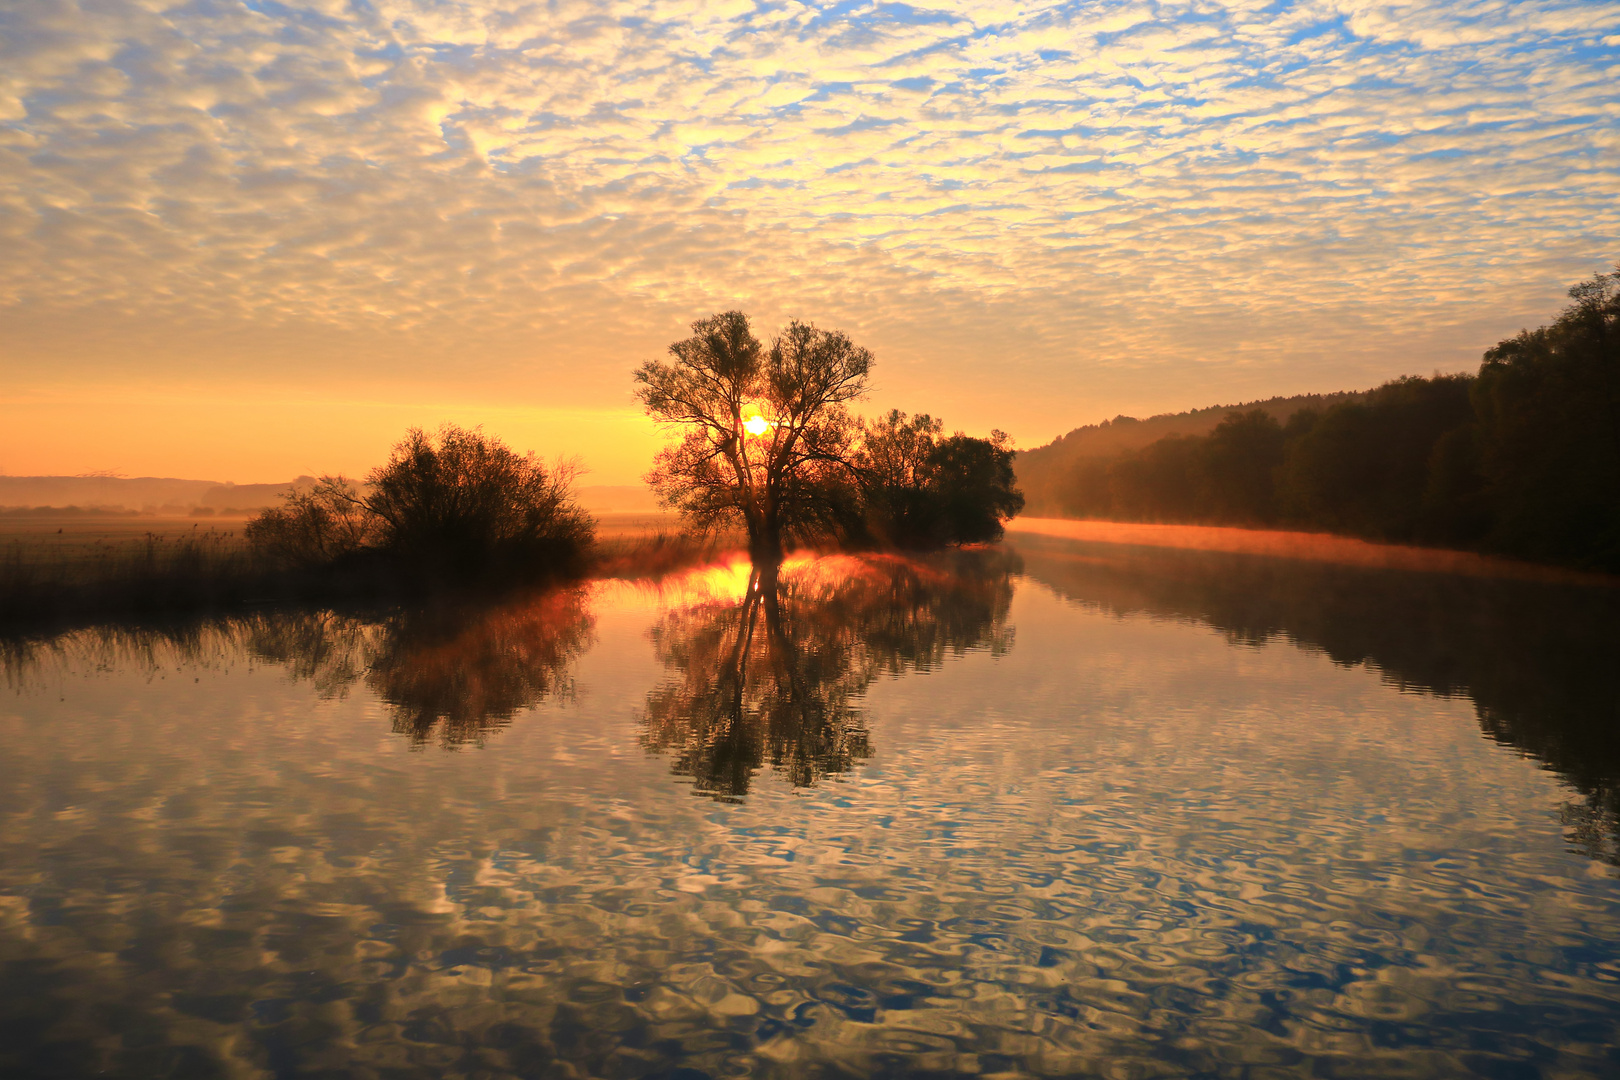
[199,479,314,511]
[1015,390,1365,515]
[0,475,223,513]
[1005,266,1620,573]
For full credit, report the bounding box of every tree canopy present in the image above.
[855,410,1025,547]
[636,311,871,568]
[247,424,594,581]
[636,313,1026,563]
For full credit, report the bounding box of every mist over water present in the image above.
[3,542,1617,1078]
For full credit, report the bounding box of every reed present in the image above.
[0,530,284,634]
[1,523,741,639]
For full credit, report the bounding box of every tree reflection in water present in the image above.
[641,550,1018,800]
[1015,534,1620,868]
[247,589,595,747]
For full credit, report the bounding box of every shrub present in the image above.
[367,425,595,577]
[248,425,595,581]
[244,477,378,567]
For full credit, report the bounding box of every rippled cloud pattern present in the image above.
[2,0,1617,425]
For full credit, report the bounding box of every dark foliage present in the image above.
[640,550,1018,800]
[1278,374,1478,540]
[637,314,1023,562]
[1040,267,1620,570]
[244,477,378,567]
[248,424,595,584]
[636,311,870,567]
[1473,270,1620,568]
[854,411,1025,547]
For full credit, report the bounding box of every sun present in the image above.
[743,415,771,436]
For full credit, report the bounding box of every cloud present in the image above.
[0,0,1617,449]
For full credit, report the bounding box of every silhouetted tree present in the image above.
[925,430,1025,543]
[244,477,378,567]
[1473,267,1620,569]
[636,312,871,576]
[246,425,594,582]
[854,410,944,546]
[367,425,594,577]
[855,411,1025,546]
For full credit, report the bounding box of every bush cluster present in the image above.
[247,425,595,582]
[852,411,1025,547]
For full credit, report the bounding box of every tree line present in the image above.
[1039,268,1620,571]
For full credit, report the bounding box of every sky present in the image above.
[1,0,1617,484]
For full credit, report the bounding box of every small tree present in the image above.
[247,425,594,581]
[366,425,593,576]
[927,430,1025,544]
[635,312,872,570]
[854,410,944,546]
[855,411,1025,546]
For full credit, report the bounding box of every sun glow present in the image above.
[742,415,771,437]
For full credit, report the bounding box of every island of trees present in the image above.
[244,310,1021,590]
[245,312,1018,583]
[1015,268,1620,573]
[634,310,1023,581]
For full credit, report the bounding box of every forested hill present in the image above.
[1011,267,1620,574]
[1016,391,1364,515]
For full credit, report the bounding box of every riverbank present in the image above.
[1007,517,1618,587]
[0,512,733,637]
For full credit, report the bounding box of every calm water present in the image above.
[3,538,1618,1079]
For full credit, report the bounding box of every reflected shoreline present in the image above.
[1013,533,1620,868]
[7,538,1618,865]
[4,540,1620,1079]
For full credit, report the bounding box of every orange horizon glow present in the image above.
[0,386,668,487]
[2,1,1614,483]
[1007,518,1618,587]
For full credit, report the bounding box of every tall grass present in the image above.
[0,531,285,634]
[2,524,742,639]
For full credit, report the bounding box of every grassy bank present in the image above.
[0,515,733,639]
